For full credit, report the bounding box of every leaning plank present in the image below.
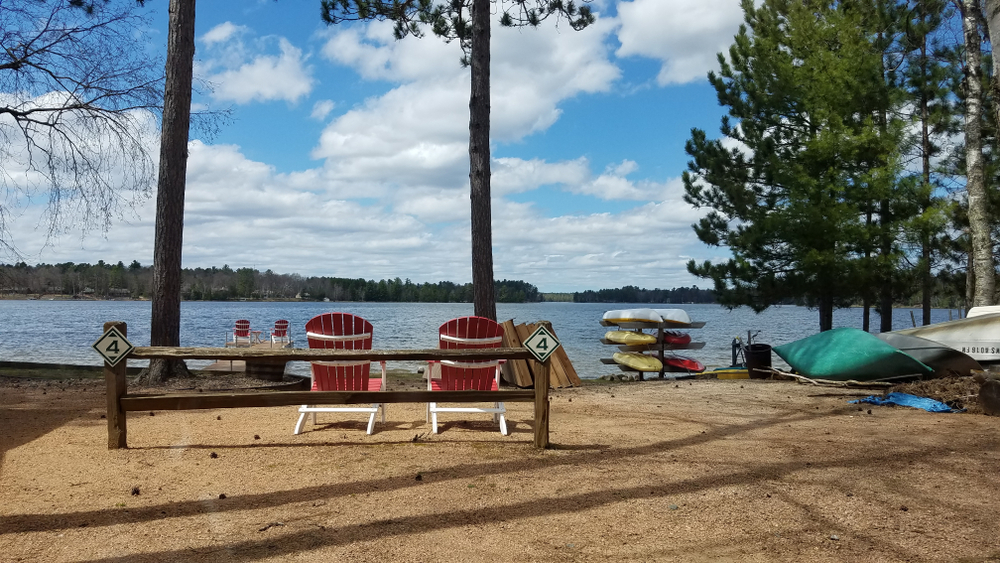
[131,346,534,362]
[121,390,535,411]
[513,323,538,386]
[501,319,534,387]
[535,321,573,388]
[542,322,582,387]
[512,323,570,388]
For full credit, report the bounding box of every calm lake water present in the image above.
[0,300,962,379]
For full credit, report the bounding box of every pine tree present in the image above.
[683,0,908,331]
[899,0,957,325]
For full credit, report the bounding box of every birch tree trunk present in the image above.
[469,0,496,320]
[144,0,196,383]
[962,0,995,307]
[985,0,1000,125]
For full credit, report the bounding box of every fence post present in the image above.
[103,321,128,449]
[533,358,550,448]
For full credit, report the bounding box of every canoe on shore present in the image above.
[876,332,982,377]
[774,328,933,381]
[894,312,1000,363]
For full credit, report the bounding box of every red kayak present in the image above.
[662,330,692,346]
[664,355,706,373]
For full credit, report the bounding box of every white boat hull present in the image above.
[895,312,1000,363]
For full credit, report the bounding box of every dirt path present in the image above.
[1,376,999,562]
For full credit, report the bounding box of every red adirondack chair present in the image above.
[227,319,252,347]
[270,319,291,346]
[294,313,386,435]
[427,316,508,435]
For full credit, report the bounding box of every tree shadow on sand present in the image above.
[2,403,988,563]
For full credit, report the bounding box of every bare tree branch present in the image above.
[0,0,165,260]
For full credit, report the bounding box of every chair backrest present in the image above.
[305,313,374,391]
[234,319,251,338]
[272,319,289,337]
[437,316,504,391]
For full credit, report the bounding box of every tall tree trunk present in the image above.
[469,0,496,320]
[877,30,893,333]
[143,0,196,383]
[879,203,893,332]
[985,0,1000,128]
[963,0,996,307]
[863,209,872,332]
[819,292,833,332]
[920,36,933,326]
[967,235,975,313]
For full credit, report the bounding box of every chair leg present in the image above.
[430,403,439,434]
[294,409,309,435]
[366,406,377,435]
[497,402,508,435]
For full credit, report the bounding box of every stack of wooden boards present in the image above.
[500,320,582,388]
[599,308,707,379]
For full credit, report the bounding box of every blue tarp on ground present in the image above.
[849,392,959,413]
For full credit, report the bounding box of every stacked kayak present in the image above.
[600,308,706,378]
[604,331,658,346]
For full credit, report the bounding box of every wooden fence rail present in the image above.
[103,322,550,450]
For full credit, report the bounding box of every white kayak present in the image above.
[602,308,694,325]
[602,309,663,324]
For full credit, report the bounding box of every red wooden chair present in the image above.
[294,313,386,435]
[270,319,291,346]
[427,316,508,435]
[227,319,252,347]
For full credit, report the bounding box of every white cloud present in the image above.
[492,157,676,201]
[310,99,335,121]
[616,0,744,84]
[6,10,717,291]
[202,22,246,45]
[12,138,707,290]
[198,30,314,105]
[313,15,620,191]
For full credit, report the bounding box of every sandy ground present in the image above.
[2,374,1000,563]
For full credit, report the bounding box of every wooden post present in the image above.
[533,359,550,448]
[104,321,128,449]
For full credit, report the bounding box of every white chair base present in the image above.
[427,402,508,435]
[294,404,385,435]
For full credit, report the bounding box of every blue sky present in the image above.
[10,0,747,292]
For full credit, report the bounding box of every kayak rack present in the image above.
[599,316,707,380]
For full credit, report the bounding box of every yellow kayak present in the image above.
[604,331,657,346]
[713,367,749,379]
[612,352,663,372]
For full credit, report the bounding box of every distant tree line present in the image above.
[573,285,717,304]
[0,262,543,303]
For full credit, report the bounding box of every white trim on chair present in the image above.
[439,334,503,346]
[306,331,372,342]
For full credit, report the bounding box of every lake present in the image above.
[0,300,962,378]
